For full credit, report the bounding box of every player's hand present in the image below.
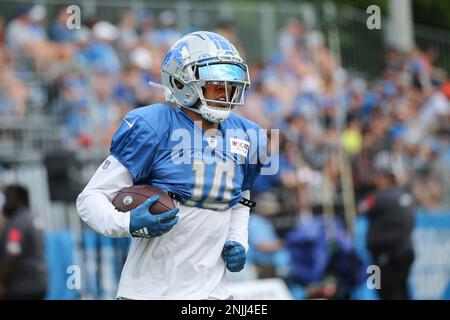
[129,195,179,238]
[222,241,246,272]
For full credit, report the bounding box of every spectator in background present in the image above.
[248,193,291,279]
[128,46,159,105]
[442,73,450,101]
[117,11,139,52]
[341,115,362,156]
[146,10,182,50]
[235,77,273,129]
[0,190,4,231]
[0,48,28,118]
[417,80,449,132]
[47,6,76,65]
[72,26,92,69]
[91,76,122,150]
[358,152,415,300]
[0,17,5,47]
[5,4,57,72]
[278,18,305,57]
[49,6,76,43]
[58,72,93,148]
[285,213,366,299]
[112,46,161,117]
[214,19,246,60]
[137,10,156,42]
[5,5,44,51]
[86,21,121,75]
[0,185,48,300]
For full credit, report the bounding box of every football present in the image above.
[112,185,175,214]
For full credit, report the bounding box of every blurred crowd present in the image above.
[242,19,450,214]
[1,5,449,207]
[1,4,450,299]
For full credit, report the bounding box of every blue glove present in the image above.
[129,195,179,238]
[222,241,246,272]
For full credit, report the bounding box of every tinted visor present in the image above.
[197,64,248,105]
[198,63,247,82]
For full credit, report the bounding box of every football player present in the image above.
[76,31,268,299]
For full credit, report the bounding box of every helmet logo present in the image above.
[181,46,189,60]
[162,40,189,67]
[162,51,172,67]
[172,40,189,66]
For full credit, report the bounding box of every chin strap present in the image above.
[183,105,203,116]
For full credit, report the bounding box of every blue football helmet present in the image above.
[158,31,250,123]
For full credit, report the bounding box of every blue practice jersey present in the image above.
[110,104,267,210]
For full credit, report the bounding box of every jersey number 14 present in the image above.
[186,160,235,210]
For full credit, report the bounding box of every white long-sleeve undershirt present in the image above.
[76,155,133,237]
